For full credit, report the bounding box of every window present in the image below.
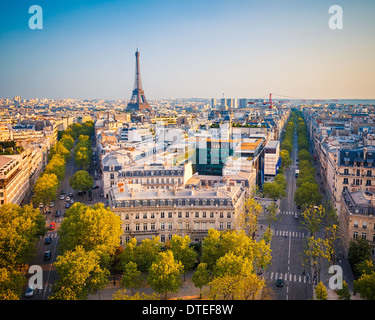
[151,223,155,230]
[195,212,199,218]
[202,222,207,230]
[186,212,189,218]
[366,180,372,186]
[202,212,206,218]
[363,221,367,229]
[220,222,224,230]
[110,173,115,179]
[178,212,182,218]
[160,222,165,230]
[151,212,155,219]
[357,169,361,176]
[343,178,348,185]
[135,213,139,219]
[161,235,165,243]
[143,223,148,231]
[186,222,190,230]
[168,212,172,218]
[353,231,358,239]
[227,212,231,218]
[161,212,165,218]
[135,223,140,231]
[220,212,224,218]
[367,170,372,177]
[354,221,358,228]
[344,169,349,175]
[373,234,375,243]
[168,222,173,230]
[143,213,147,219]
[227,222,231,229]
[125,236,130,243]
[362,232,367,240]
[125,224,130,231]
[195,222,200,230]
[125,213,129,220]
[210,212,214,218]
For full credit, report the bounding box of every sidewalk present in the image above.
[88,271,204,300]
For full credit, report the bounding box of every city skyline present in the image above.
[0,0,375,100]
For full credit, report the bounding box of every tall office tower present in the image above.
[127,49,152,113]
[211,98,217,109]
[239,98,247,108]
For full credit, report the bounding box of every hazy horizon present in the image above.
[1,0,374,100]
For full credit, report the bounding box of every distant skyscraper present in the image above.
[211,98,217,109]
[239,98,247,108]
[127,49,152,113]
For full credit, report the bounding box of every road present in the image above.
[23,141,104,300]
[259,130,314,300]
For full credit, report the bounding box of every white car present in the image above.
[294,213,298,219]
[60,195,65,200]
[50,201,55,207]
[66,196,70,202]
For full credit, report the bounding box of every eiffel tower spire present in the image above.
[127,49,152,113]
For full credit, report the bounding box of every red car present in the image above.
[48,222,55,230]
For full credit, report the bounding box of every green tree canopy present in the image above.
[70,170,94,192]
[58,203,122,258]
[147,250,183,300]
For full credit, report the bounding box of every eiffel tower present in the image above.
[127,49,152,113]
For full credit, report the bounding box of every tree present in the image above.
[58,203,122,257]
[348,238,372,276]
[50,246,108,300]
[70,170,94,193]
[315,281,328,300]
[44,154,66,181]
[168,235,197,281]
[134,236,162,273]
[264,201,278,231]
[49,141,70,162]
[0,204,45,270]
[0,267,26,300]
[335,280,351,300]
[303,236,330,284]
[192,263,211,299]
[294,182,322,208]
[280,149,292,169]
[237,198,262,239]
[300,205,325,238]
[354,271,375,300]
[32,173,59,210]
[120,261,143,295]
[59,134,74,151]
[208,253,264,300]
[263,182,286,200]
[298,149,313,162]
[147,250,183,300]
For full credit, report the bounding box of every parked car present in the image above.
[92,185,99,190]
[70,199,75,204]
[49,201,55,207]
[60,195,65,200]
[66,196,70,202]
[294,213,298,219]
[65,203,70,209]
[43,251,51,261]
[55,210,61,217]
[39,203,43,209]
[61,190,65,195]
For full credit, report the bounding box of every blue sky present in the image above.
[0,0,374,100]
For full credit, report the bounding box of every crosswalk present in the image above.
[42,232,59,240]
[280,211,299,216]
[265,271,311,284]
[272,229,305,238]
